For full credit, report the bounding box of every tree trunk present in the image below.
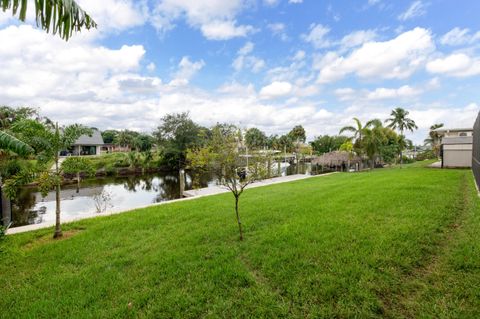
[235,195,243,241]
[76,172,80,193]
[54,156,62,238]
[400,130,404,168]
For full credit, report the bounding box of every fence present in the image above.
[473,111,480,190]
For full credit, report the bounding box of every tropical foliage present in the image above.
[0,0,97,41]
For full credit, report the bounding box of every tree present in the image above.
[114,130,135,149]
[277,134,293,153]
[1,0,97,41]
[245,127,267,150]
[8,119,91,238]
[424,123,444,158]
[153,113,204,169]
[101,130,118,144]
[310,135,348,155]
[339,118,382,155]
[288,125,306,143]
[362,125,386,169]
[385,108,418,165]
[187,125,267,241]
[61,157,95,193]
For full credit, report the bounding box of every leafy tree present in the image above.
[61,157,95,193]
[310,135,348,155]
[424,123,444,158]
[288,125,306,143]
[1,0,97,41]
[385,107,418,165]
[153,113,204,169]
[245,127,267,150]
[7,120,92,238]
[278,134,294,153]
[101,130,118,144]
[0,106,39,129]
[340,118,382,155]
[132,134,155,152]
[362,124,386,169]
[187,125,267,241]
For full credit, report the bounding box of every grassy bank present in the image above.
[1,165,479,318]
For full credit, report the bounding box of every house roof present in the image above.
[73,129,104,146]
[441,136,473,145]
[434,127,473,133]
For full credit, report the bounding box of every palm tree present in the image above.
[1,0,96,41]
[362,126,386,169]
[424,123,444,158]
[385,108,418,165]
[9,119,91,238]
[339,117,382,142]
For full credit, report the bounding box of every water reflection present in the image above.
[11,163,311,228]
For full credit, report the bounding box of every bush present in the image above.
[416,150,436,161]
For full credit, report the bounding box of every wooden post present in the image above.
[179,169,185,197]
[0,179,11,226]
[277,161,281,176]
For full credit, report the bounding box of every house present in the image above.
[435,128,473,168]
[69,129,105,156]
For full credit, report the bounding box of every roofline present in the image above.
[434,127,473,132]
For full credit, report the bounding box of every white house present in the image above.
[435,128,473,168]
[69,129,105,156]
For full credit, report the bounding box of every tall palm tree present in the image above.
[339,117,382,141]
[424,123,444,158]
[1,0,97,41]
[385,108,418,165]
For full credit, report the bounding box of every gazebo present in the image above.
[312,151,362,172]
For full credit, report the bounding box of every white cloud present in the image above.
[200,20,255,40]
[150,0,254,40]
[317,28,435,83]
[398,1,428,21]
[268,23,288,41]
[440,27,480,46]
[335,85,423,102]
[426,53,480,77]
[170,57,205,86]
[339,30,377,50]
[146,62,156,72]
[77,0,147,32]
[264,0,280,6]
[302,24,331,49]
[366,85,422,100]
[260,81,293,99]
[232,42,266,73]
[289,0,303,3]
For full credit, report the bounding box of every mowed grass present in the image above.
[1,165,479,318]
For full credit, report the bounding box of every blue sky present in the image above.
[0,0,479,143]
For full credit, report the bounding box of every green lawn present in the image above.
[1,165,479,318]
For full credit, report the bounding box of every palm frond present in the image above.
[1,0,97,41]
[0,130,33,156]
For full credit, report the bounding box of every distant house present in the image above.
[68,129,104,156]
[436,128,473,168]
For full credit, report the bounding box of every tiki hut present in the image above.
[312,151,362,171]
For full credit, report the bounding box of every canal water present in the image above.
[10,163,312,228]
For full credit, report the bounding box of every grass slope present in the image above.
[1,166,479,318]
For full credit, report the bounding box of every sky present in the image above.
[1,0,480,144]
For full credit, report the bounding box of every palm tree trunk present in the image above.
[54,156,62,238]
[235,195,243,241]
[400,129,404,167]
